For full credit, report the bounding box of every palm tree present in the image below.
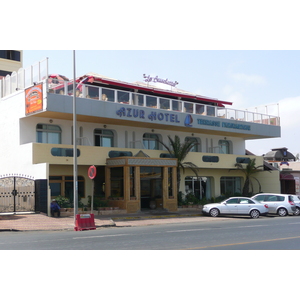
[158,135,199,193]
[231,158,264,196]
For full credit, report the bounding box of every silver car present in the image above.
[202,197,269,219]
[289,195,300,216]
[252,193,296,216]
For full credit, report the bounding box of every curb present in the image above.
[111,213,203,221]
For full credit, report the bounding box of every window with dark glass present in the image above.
[110,167,124,198]
[236,157,250,164]
[146,96,157,107]
[202,156,219,163]
[109,151,132,158]
[130,167,135,198]
[0,50,21,61]
[220,177,241,195]
[49,176,85,198]
[94,129,114,147]
[168,167,173,197]
[51,148,80,157]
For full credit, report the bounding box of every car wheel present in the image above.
[294,207,300,216]
[277,207,288,217]
[209,208,220,217]
[250,209,260,219]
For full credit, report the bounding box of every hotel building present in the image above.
[0,58,281,215]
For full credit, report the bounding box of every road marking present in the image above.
[167,228,210,233]
[236,225,268,228]
[183,235,300,250]
[73,234,131,239]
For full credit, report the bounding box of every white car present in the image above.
[252,193,296,216]
[202,197,269,219]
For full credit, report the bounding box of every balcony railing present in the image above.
[0,57,280,126]
[48,79,280,126]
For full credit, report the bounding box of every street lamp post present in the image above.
[73,50,78,221]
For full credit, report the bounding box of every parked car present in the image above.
[289,195,300,216]
[202,197,269,219]
[251,193,296,216]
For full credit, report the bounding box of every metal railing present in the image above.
[0,58,48,98]
[47,80,280,126]
[0,57,280,126]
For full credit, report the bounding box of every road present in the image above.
[1,215,300,250]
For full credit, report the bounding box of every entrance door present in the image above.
[0,176,35,213]
[140,167,162,209]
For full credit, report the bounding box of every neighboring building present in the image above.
[0,50,23,79]
[264,147,299,195]
[0,58,281,215]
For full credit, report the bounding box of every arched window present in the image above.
[143,133,159,150]
[218,140,230,154]
[185,137,201,152]
[94,129,114,147]
[36,124,61,144]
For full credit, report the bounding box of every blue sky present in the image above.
[23,50,300,156]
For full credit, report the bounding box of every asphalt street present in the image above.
[1,215,300,250]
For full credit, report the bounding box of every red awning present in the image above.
[280,173,294,181]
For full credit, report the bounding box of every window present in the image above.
[49,176,85,198]
[94,129,114,147]
[185,176,212,199]
[0,50,21,61]
[117,91,130,103]
[253,194,265,202]
[202,156,219,162]
[239,199,255,204]
[226,198,240,204]
[101,88,115,102]
[109,151,132,158]
[236,157,250,164]
[130,167,135,198]
[133,93,144,106]
[219,140,230,154]
[36,124,61,144]
[146,96,157,108]
[159,98,170,110]
[266,195,284,202]
[111,167,124,198]
[143,133,159,150]
[220,177,241,195]
[51,148,80,157]
[168,167,173,197]
[185,137,200,152]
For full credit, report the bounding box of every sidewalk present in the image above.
[0,209,213,232]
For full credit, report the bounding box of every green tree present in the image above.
[158,135,199,193]
[231,158,264,196]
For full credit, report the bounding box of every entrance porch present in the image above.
[104,156,178,213]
